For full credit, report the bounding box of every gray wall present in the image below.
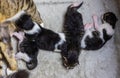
[115,0,120,78]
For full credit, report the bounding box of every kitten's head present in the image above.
[1,11,34,30]
[61,43,79,69]
[62,50,79,69]
[15,14,34,30]
[15,13,41,35]
[102,12,118,29]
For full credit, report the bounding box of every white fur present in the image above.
[5,10,26,22]
[99,23,114,36]
[24,22,41,34]
[15,52,31,62]
[6,68,16,76]
[40,23,44,27]
[81,27,94,48]
[1,62,6,76]
[54,33,66,52]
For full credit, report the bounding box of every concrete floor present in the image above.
[18,0,120,78]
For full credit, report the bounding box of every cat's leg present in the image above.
[84,23,94,30]
[12,32,24,43]
[92,15,99,30]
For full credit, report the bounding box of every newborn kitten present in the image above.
[81,12,118,50]
[61,2,84,69]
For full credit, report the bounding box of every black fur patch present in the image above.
[103,12,118,29]
[84,31,103,50]
[15,14,34,30]
[19,38,38,70]
[103,29,112,42]
[30,27,61,51]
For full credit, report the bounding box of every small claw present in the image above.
[63,56,68,63]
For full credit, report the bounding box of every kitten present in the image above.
[3,10,66,70]
[81,12,118,50]
[61,2,84,69]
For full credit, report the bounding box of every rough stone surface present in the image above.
[18,0,120,78]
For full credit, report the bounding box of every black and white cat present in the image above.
[81,12,118,50]
[2,10,66,70]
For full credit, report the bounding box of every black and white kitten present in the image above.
[5,10,66,51]
[3,10,66,70]
[81,12,118,50]
[61,2,84,69]
[15,38,39,70]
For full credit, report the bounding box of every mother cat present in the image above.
[0,0,43,75]
[0,0,43,24]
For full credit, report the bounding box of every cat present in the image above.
[81,12,118,50]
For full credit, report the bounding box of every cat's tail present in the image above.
[68,2,83,11]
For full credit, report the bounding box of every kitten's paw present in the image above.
[26,58,38,70]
